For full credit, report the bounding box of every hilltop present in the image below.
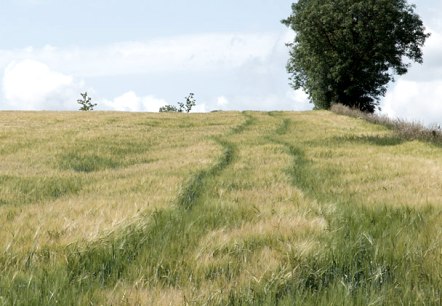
[0,111,441,305]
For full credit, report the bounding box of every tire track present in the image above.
[66,111,256,289]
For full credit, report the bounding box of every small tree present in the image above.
[159,93,196,113]
[177,93,196,113]
[77,92,97,111]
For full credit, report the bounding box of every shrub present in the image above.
[159,93,196,113]
[159,105,179,112]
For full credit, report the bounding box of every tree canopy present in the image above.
[282,0,430,113]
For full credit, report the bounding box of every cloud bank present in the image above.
[0,31,306,112]
[383,80,442,126]
[0,28,440,122]
[100,91,167,112]
[381,28,442,125]
[0,33,279,77]
[2,59,82,110]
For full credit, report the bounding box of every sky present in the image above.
[0,0,441,126]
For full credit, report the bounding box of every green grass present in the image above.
[0,175,84,206]
[0,110,440,305]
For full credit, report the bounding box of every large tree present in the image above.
[282,0,430,112]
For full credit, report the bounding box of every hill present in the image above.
[0,111,441,305]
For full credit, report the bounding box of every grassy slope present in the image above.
[0,111,440,305]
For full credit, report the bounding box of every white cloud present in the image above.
[399,28,442,82]
[100,91,207,112]
[382,80,442,126]
[2,59,83,110]
[0,33,278,78]
[287,89,311,111]
[101,91,167,112]
[216,96,229,107]
[192,103,207,113]
[380,27,442,126]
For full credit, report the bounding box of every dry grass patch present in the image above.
[331,103,442,143]
[103,285,185,306]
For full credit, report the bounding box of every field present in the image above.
[0,110,441,305]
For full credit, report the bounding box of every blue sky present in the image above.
[1,0,441,125]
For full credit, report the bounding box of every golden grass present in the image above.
[159,112,329,303]
[0,111,244,256]
[100,112,330,305]
[282,111,442,209]
[1,110,440,305]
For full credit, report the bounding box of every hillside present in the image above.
[0,111,441,305]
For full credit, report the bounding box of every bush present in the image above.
[159,105,179,112]
[159,93,196,113]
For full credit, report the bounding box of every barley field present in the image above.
[0,110,441,305]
